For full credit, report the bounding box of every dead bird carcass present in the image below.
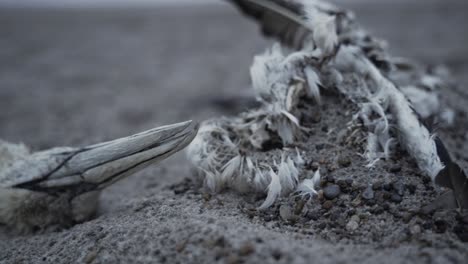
[187,0,467,210]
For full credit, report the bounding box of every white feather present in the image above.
[296,169,321,197]
[259,168,282,210]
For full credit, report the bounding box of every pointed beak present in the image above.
[34,120,199,191]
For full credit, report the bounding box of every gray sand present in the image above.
[1,2,468,263]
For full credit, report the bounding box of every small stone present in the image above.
[345,179,354,186]
[309,161,320,170]
[390,194,403,203]
[372,181,383,190]
[362,185,375,200]
[410,225,421,235]
[84,249,98,264]
[279,205,294,222]
[389,165,402,173]
[374,191,386,204]
[392,181,405,196]
[383,183,393,191]
[350,215,360,223]
[203,193,212,201]
[322,200,334,210]
[461,214,468,224]
[422,176,431,184]
[226,254,242,264]
[402,212,414,223]
[271,249,283,260]
[454,224,468,242]
[422,221,432,230]
[371,206,384,215]
[214,236,227,248]
[263,214,273,222]
[337,155,352,167]
[382,203,390,211]
[238,242,255,256]
[337,180,349,193]
[351,197,361,207]
[176,239,188,252]
[337,179,347,188]
[294,199,306,215]
[434,219,448,233]
[311,113,321,123]
[306,210,321,221]
[317,222,327,229]
[329,209,342,221]
[323,184,341,200]
[382,191,392,200]
[406,184,417,194]
[346,215,360,231]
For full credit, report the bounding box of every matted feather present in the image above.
[227,0,312,49]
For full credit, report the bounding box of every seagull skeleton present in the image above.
[0,120,198,233]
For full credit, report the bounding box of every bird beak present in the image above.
[11,120,199,192]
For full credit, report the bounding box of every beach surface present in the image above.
[1,1,467,263]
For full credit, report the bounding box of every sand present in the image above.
[1,2,467,263]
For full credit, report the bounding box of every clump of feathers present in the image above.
[188,0,455,208]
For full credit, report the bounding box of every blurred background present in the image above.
[0,0,467,150]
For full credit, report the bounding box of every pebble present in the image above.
[351,197,361,207]
[323,184,341,200]
[311,113,321,123]
[317,222,327,229]
[434,219,448,233]
[461,214,468,224]
[388,165,402,173]
[422,221,433,230]
[203,193,212,201]
[372,181,383,190]
[402,212,413,223]
[346,215,360,231]
[294,199,307,215]
[406,184,417,194]
[410,225,421,235]
[309,161,320,170]
[390,194,403,203]
[271,249,283,260]
[325,175,336,183]
[374,191,386,204]
[371,206,384,215]
[238,242,255,256]
[383,183,393,191]
[337,180,349,193]
[362,185,375,200]
[84,249,98,264]
[226,254,242,264]
[279,205,295,222]
[322,200,334,210]
[337,155,352,167]
[306,210,321,221]
[392,181,405,196]
[329,209,342,221]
